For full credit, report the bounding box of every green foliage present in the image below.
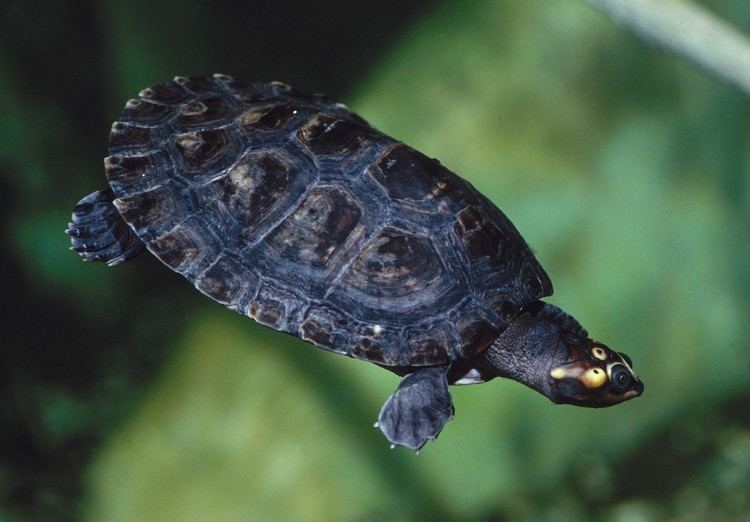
[2,0,750,521]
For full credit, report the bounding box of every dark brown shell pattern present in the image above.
[106,74,552,368]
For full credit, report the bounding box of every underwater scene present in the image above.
[2,1,749,520]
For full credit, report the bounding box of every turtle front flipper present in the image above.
[67,188,145,266]
[377,366,454,451]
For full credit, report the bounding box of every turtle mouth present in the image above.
[628,378,645,398]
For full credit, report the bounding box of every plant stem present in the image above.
[584,0,750,96]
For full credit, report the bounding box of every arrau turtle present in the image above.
[67,74,643,450]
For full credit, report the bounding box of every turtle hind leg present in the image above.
[66,188,145,266]
[377,366,454,451]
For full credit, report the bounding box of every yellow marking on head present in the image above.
[591,346,607,361]
[581,368,607,389]
[551,366,581,380]
[551,365,608,389]
[618,354,636,375]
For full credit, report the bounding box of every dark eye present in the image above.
[618,352,633,368]
[611,365,632,392]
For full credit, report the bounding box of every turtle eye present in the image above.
[618,352,633,368]
[611,364,632,392]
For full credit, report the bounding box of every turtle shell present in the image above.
[106,74,552,367]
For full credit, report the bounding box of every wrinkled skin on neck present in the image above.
[449,301,643,407]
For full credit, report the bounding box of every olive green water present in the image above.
[2,1,749,520]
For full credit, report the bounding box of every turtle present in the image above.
[67,74,643,451]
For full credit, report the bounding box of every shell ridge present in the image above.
[250,162,318,247]
[322,222,387,300]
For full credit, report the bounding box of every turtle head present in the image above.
[547,338,643,407]
[480,302,643,407]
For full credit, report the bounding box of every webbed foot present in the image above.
[67,188,145,266]
[377,366,454,451]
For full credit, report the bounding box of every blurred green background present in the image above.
[2,1,750,520]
